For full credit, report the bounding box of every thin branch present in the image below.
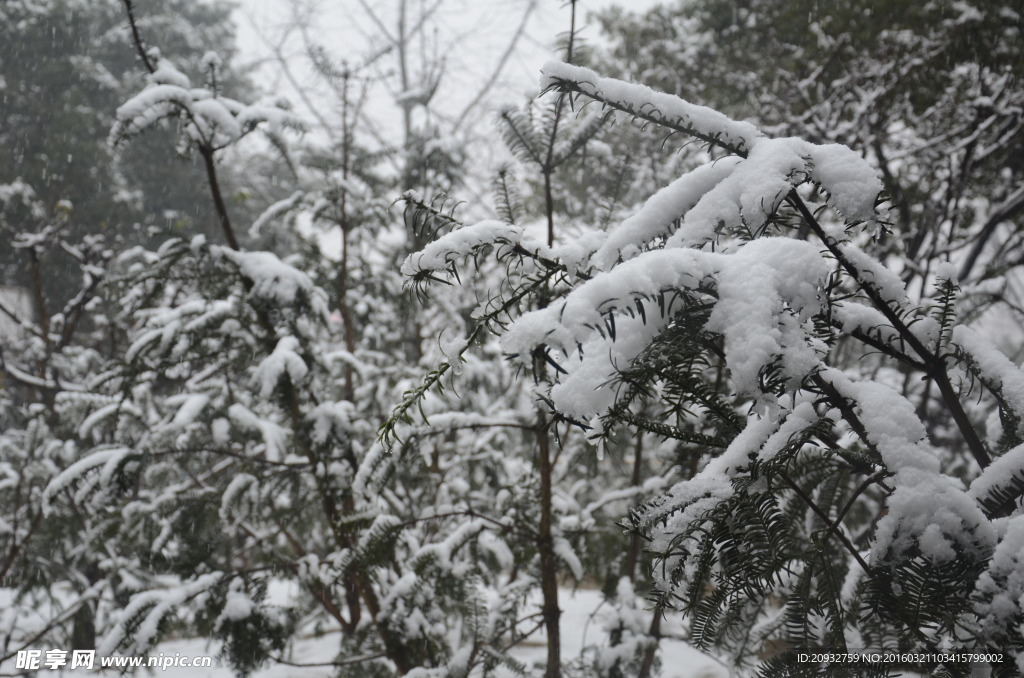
[959,183,1024,282]
[542,79,750,158]
[270,654,387,668]
[259,25,335,136]
[200,147,241,250]
[120,0,241,251]
[354,0,396,44]
[608,406,726,448]
[778,469,870,573]
[454,0,538,131]
[0,297,42,340]
[380,268,560,447]
[826,470,889,540]
[0,583,104,665]
[398,509,530,537]
[57,270,105,350]
[122,0,155,74]
[838,322,929,371]
[788,191,991,469]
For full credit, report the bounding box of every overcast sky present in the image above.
[229,0,665,134]
[224,0,667,246]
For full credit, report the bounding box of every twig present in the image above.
[788,191,991,470]
[778,469,870,573]
[454,0,538,130]
[121,0,155,74]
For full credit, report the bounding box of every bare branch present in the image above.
[454,0,538,131]
[121,0,155,74]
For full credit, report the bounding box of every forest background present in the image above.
[1,1,1022,677]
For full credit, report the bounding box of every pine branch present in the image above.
[379,268,560,448]
[607,405,726,448]
[551,111,611,167]
[119,1,247,251]
[788,191,991,469]
[541,74,753,158]
[498,109,545,168]
[121,0,155,74]
[777,469,869,573]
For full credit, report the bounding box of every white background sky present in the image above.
[225,0,668,240]
[229,0,665,139]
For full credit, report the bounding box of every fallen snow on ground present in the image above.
[5,587,727,677]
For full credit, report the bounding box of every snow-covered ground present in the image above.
[3,587,727,677]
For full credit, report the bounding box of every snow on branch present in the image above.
[540,60,761,156]
[973,515,1024,648]
[111,53,302,152]
[971,444,1024,517]
[252,336,310,398]
[401,219,524,280]
[590,156,741,270]
[953,325,1024,443]
[42,446,135,512]
[216,247,329,318]
[97,572,223,656]
[819,367,994,564]
[504,237,829,415]
[541,63,883,259]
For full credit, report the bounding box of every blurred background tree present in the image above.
[0,0,265,308]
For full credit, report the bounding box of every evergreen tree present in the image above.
[0,0,262,306]
[3,4,543,675]
[401,56,1024,676]
[0,178,122,657]
[389,9,678,675]
[7,1,1022,676]
[595,0,1024,301]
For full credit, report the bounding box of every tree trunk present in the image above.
[537,410,561,678]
